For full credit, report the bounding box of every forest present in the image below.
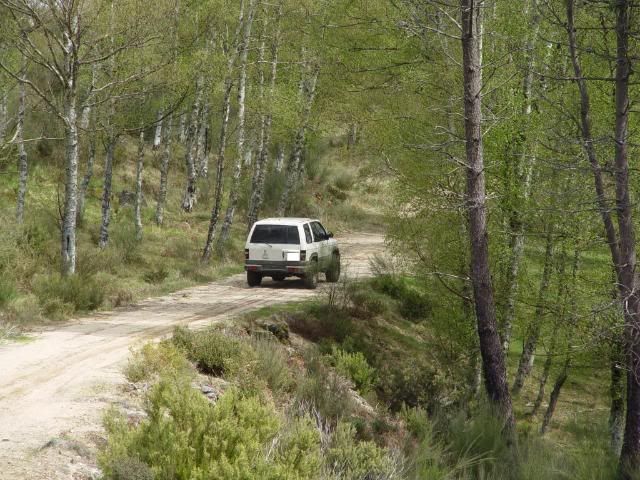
[2,0,640,479]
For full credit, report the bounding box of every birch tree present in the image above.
[217,0,258,250]
[247,3,281,231]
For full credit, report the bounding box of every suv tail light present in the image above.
[244,249,249,260]
[300,250,306,261]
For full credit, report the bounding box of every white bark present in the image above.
[77,124,96,225]
[277,65,319,216]
[15,59,27,224]
[61,16,81,276]
[0,87,7,142]
[98,134,116,249]
[134,130,145,240]
[217,0,257,250]
[153,109,163,150]
[155,118,173,226]
[247,7,280,231]
[181,76,204,212]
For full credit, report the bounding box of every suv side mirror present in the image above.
[327,232,334,238]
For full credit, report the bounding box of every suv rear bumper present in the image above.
[245,260,310,276]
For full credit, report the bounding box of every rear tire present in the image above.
[247,271,262,287]
[272,274,286,282]
[304,260,318,289]
[326,253,341,283]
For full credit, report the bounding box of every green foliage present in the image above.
[329,346,376,395]
[33,273,105,315]
[124,342,193,383]
[172,327,255,378]
[326,422,399,480]
[142,265,169,285]
[371,275,431,321]
[296,350,354,422]
[251,337,293,394]
[348,285,390,318]
[101,379,322,480]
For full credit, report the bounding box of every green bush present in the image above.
[251,337,293,394]
[34,273,105,315]
[325,422,399,480]
[348,287,389,318]
[124,342,193,383]
[330,346,376,395]
[101,380,323,480]
[371,275,431,321]
[142,265,169,285]
[296,351,354,422]
[172,327,255,378]
[0,276,16,308]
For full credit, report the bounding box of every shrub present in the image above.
[124,342,193,383]
[142,265,169,285]
[330,346,376,395]
[101,380,323,480]
[172,327,255,378]
[251,337,293,394]
[296,351,354,422]
[325,422,400,480]
[34,273,105,315]
[0,276,16,308]
[348,287,389,318]
[110,457,153,480]
[371,275,431,321]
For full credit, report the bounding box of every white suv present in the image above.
[245,218,340,289]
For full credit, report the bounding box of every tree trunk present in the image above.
[540,357,570,434]
[202,78,233,262]
[512,224,554,394]
[611,2,640,471]
[611,339,626,456]
[155,118,173,226]
[15,62,27,224]
[61,17,80,277]
[179,114,187,144]
[247,8,280,232]
[275,144,284,173]
[277,66,319,216]
[0,86,8,141]
[460,0,514,434]
[134,130,145,240]
[181,77,204,212]
[500,0,542,354]
[98,134,117,249]
[77,127,96,225]
[153,110,163,150]
[217,0,257,251]
[196,102,209,177]
[531,351,552,417]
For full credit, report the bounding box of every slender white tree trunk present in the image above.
[134,130,145,240]
[277,65,319,216]
[60,15,80,276]
[153,110,163,150]
[275,144,284,173]
[15,60,27,224]
[155,118,173,226]
[77,125,96,225]
[181,76,204,212]
[217,0,257,250]
[0,87,8,142]
[98,133,117,249]
[247,6,281,231]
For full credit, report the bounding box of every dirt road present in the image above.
[0,233,384,479]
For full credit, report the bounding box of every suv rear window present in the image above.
[251,225,300,245]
